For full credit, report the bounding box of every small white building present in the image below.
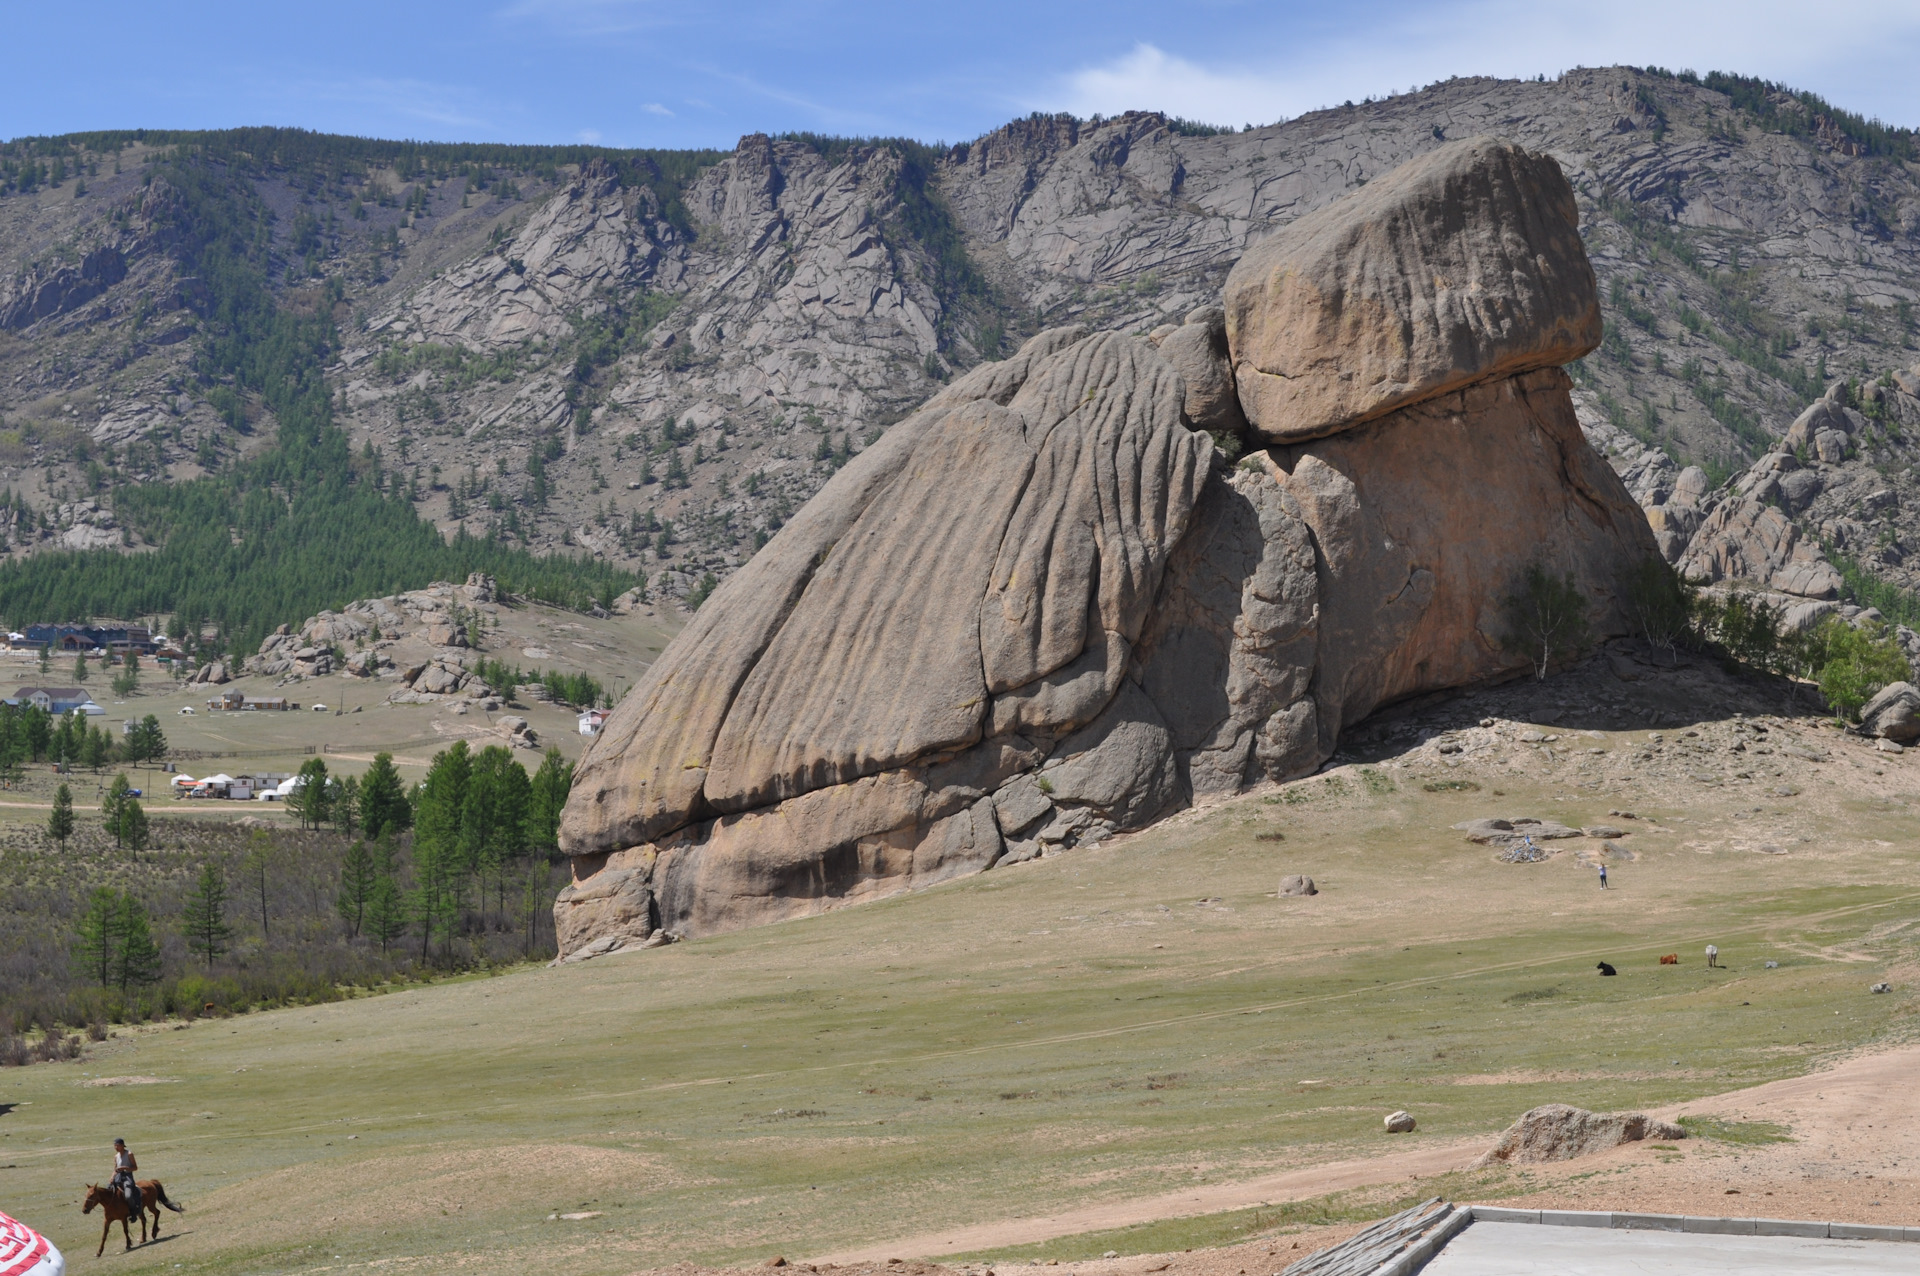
[579,708,610,736]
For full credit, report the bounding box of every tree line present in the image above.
[50,744,569,1010]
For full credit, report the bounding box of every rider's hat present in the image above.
[113,1137,125,1145]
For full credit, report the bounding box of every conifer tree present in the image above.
[121,799,149,858]
[358,751,410,838]
[363,837,408,953]
[104,773,132,846]
[73,650,89,682]
[181,860,233,968]
[527,747,573,853]
[47,782,74,848]
[242,829,276,938]
[289,757,330,829]
[73,886,122,986]
[113,895,162,993]
[337,839,375,938]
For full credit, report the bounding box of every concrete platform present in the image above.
[1421,1219,1915,1274]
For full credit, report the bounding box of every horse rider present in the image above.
[110,1138,140,1217]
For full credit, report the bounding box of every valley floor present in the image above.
[1,643,1916,1275]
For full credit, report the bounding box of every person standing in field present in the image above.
[1598,863,1609,889]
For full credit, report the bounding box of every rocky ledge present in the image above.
[552,138,1659,958]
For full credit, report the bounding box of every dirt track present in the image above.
[807,1041,1920,1266]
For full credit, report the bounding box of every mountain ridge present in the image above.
[2,66,1919,635]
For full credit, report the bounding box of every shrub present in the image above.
[1624,558,1693,659]
[1501,563,1591,679]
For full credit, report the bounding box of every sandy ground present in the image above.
[798,1041,1920,1275]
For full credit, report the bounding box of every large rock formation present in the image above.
[554,138,1659,957]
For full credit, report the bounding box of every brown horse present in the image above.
[82,1179,184,1255]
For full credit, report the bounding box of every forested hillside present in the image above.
[1,66,1918,646]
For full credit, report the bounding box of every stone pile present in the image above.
[553,139,1660,956]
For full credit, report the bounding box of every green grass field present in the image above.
[1,752,1917,1273]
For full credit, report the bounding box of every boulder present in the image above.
[1678,498,1841,600]
[1859,681,1920,742]
[1478,1104,1684,1165]
[426,624,467,648]
[1279,874,1317,896]
[1224,137,1599,443]
[1150,306,1246,436]
[413,663,465,696]
[554,138,1656,957]
[1384,1111,1417,1134]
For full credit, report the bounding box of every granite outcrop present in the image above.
[553,139,1661,957]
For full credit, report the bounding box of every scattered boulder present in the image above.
[192,660,231,685]
[498,715,539,748]
[1384,1111,1417,1133]
[426,623,468,648]
[1279,874,1317,896]
[1859,681,1920,742]
[1871,982,1892,994]
[1455,817,1579,845]
[1477,1104,1684,1165]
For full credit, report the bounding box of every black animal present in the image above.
[1596,961,1617,976]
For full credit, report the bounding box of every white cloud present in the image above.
[577,128,604,143]
[642,102,674,116]
[1052,1,1920,129]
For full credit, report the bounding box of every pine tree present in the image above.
[337,839,375,937]
[104,773,132,846]
[81,725,110,771]
[181,861,233,969]
[121,800,149,857]
[331,774,360,838]
[73,650,89,682]
[289,758,330,829]
[37,644,49,676]
[527,747,573,853]
[412,743,470,952]
[464,746,530,927]
[359,751,410,838]
[242,829,275,939]
[47,782,74,848]
[112,895,162,993]
[73,886,122,986]
[364,837,408,952]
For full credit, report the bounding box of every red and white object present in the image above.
[0,1210,63,1276]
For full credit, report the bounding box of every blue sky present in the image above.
[3,0,1917,149]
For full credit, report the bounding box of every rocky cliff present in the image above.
[3,69,1916,618]
[550,139,1659,957]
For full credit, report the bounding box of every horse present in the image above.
[81,1179,184,1255]
[1660,953,1679,965]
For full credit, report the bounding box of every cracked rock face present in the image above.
[554,138,1656,956]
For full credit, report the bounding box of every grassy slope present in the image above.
[1,721,1917,1274]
